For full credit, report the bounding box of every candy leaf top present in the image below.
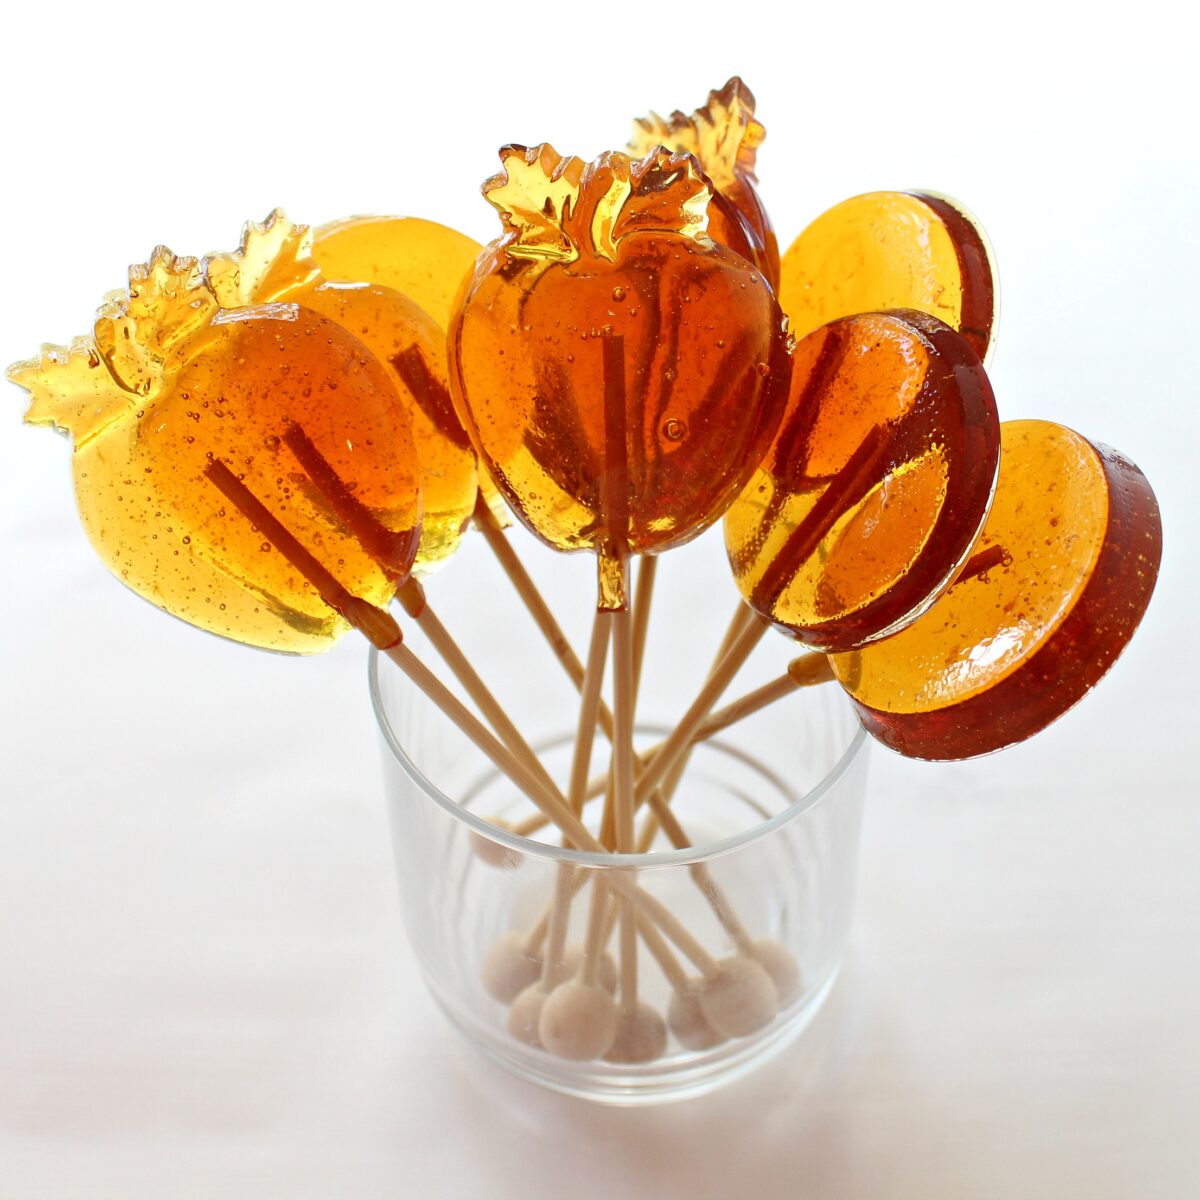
[482,144,712,264]
[93,247,220,399]
[205,208,320,308]
[629,76,764,193]
[7,337,131,446]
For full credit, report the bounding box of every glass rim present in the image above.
[367,647,869,869]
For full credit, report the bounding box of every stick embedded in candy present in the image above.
[725,309,1001,653]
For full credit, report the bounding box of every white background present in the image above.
[1,4,1196,1197]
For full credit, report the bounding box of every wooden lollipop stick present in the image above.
[540,863,575,990]
[569,610,612,817]
[712,602,759,673]
[578,874,612,988]
[473,496,616,743]
[611,595,639,1015]
[533,606,612,986]
[630,555,658,702]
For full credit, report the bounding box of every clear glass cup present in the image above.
[369,638,869,1105]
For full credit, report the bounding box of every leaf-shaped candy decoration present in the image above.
[7,337,133,446]
[482,144,711,266]
[93,247,220,398]
[630,77,778,284]
[205,209,320,308]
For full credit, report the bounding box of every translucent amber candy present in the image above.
[206,210,476,571]
[630,76,779,287]
[725,310,1000,652]
[450,144,792,608]
[312,214,482,337]
[831,420,1162,759]
[8,250,421,653]
[780,191,998,365]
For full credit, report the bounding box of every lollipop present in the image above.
[629,76,779,287]
[780,190,998,365]
[8,249,422,653]
[205,210,477,572]
[829,420,1162,759]
[312,215,482,336]
[725,309,1001,652]
[450,143,791,609]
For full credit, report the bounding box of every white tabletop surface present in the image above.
[1,8,1196,1198]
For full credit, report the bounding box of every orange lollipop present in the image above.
[205,210,476,572]
[831,420,1162,758]
[8,249,422,653]
[450,144,792,609]
[780,191,998,365]
[725,309,1000,652]
[629,76,779,288]
[312,215,483,336]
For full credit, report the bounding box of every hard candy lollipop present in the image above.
[725,309,1001,652]
[205,210,476,572]
[629,76,779,287]
[450,143,792,610]
[312,214,482,336]
[829,419,1162,759]
[8,248,422,653]
[780,190,998,365]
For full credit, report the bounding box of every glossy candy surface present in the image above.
[630,76,779,287]
[313,215,483,336]
[725,310,1000,652]
[780,191,998,364]
[9,250,421,653]
[831,420,1162,759]
[450,145,792,608]
[206,211,476,571]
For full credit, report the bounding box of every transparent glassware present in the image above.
[369,640,869,1105]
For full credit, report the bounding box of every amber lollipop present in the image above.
[205,210,477,572]
[9,249,422,653]
[780,190,998,365]
[312,214,482,337]
[830,419,1162,759]
[450,143,791,610]
[725,309,1001,653]
[629,76,779,287]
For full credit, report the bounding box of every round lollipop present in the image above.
[9,248,421,654]
[830,419,1162,759]
[205,210,477,572]
[725,309,1001,653]
[780,191,998,365]
[450,143,791,610]
[312,214,483,336]
[629,76,779,287]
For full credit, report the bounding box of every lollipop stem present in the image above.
[610,560,640,1013]
[630,556,658,703]
[568,608,613,818]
